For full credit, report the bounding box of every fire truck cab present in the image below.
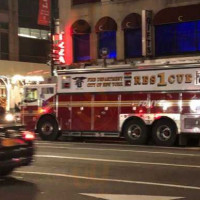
[21,64,200,146]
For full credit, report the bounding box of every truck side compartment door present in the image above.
[57,94,71,131]
[71,94,92,131]
[93,93,119,132]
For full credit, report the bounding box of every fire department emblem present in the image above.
[73,77,86,88]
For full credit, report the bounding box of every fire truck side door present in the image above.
[39,85,56,107]
[71,94,92,131]
[57,94,71,131]
[94,93,119,132]
[22,87,39,130]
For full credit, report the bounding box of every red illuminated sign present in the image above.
[38,0,50,26]
[52,33,66,65]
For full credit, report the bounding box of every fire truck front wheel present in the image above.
[123,119,147,145]
[37,116,59,141]
[152,119,177,146]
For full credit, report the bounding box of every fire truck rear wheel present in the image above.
[124,119,147,145]
[38,117,59,141]
[152,119,177,146]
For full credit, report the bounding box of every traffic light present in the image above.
[51,33,66,65]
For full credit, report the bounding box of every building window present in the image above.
[18,27,49,40]
[42,87,54,94]
[122,13,142,58]
[124,29,142,58]
[19,37,50,63]
[72,0,100,5]
[30,29,40,39]
[95,17,117,59]
[0,0,8,10]
[98,31,116,59]
[0,23,8,29]
[155,20,200,56]
[18,0,50,29]
[0,32,9,60]
[72,20,91,63]
[73,34,90,62]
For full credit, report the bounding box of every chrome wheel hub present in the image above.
[128,124,142,139]
[157,125,171,141]
[41,123,53,136]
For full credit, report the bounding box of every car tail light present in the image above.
[22,131,35,141]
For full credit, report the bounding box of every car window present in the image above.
[41,87,54,94]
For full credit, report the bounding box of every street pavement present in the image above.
[0,138,200,200]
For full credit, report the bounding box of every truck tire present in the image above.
[124,119,147,145]
[0,167,14,176]
[38,116,59,141]
[152,119,177,146]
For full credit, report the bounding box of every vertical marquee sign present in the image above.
[38,0,51,26]
[142,10,153,57]
[52,33,66,65]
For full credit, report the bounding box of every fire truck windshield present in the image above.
[24,88,38,103]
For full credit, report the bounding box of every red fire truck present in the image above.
[21,64,200,146]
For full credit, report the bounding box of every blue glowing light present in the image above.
[155,20,200,56]
[98,31,117,59]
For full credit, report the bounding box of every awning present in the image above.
[95,16,117,32]
[121,13,141,29]
[71,19,91,34]
[154,4,200,25]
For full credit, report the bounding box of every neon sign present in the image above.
[52,33,66,65]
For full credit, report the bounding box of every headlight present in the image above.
[16,115,21,122]
[5,113,15,121]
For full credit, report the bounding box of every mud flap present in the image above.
[179,134,188,146]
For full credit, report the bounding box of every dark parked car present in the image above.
[0,109,35,176]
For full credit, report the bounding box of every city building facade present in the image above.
[57,0,200,66]
[0,0,57,76]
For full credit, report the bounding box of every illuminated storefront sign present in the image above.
[52,33,66,65]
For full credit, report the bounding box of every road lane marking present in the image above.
[35,141,200,151]
[15,170,200,190]
[37,145,200,157]
[80,194,183,200]
[35,155,200,169]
